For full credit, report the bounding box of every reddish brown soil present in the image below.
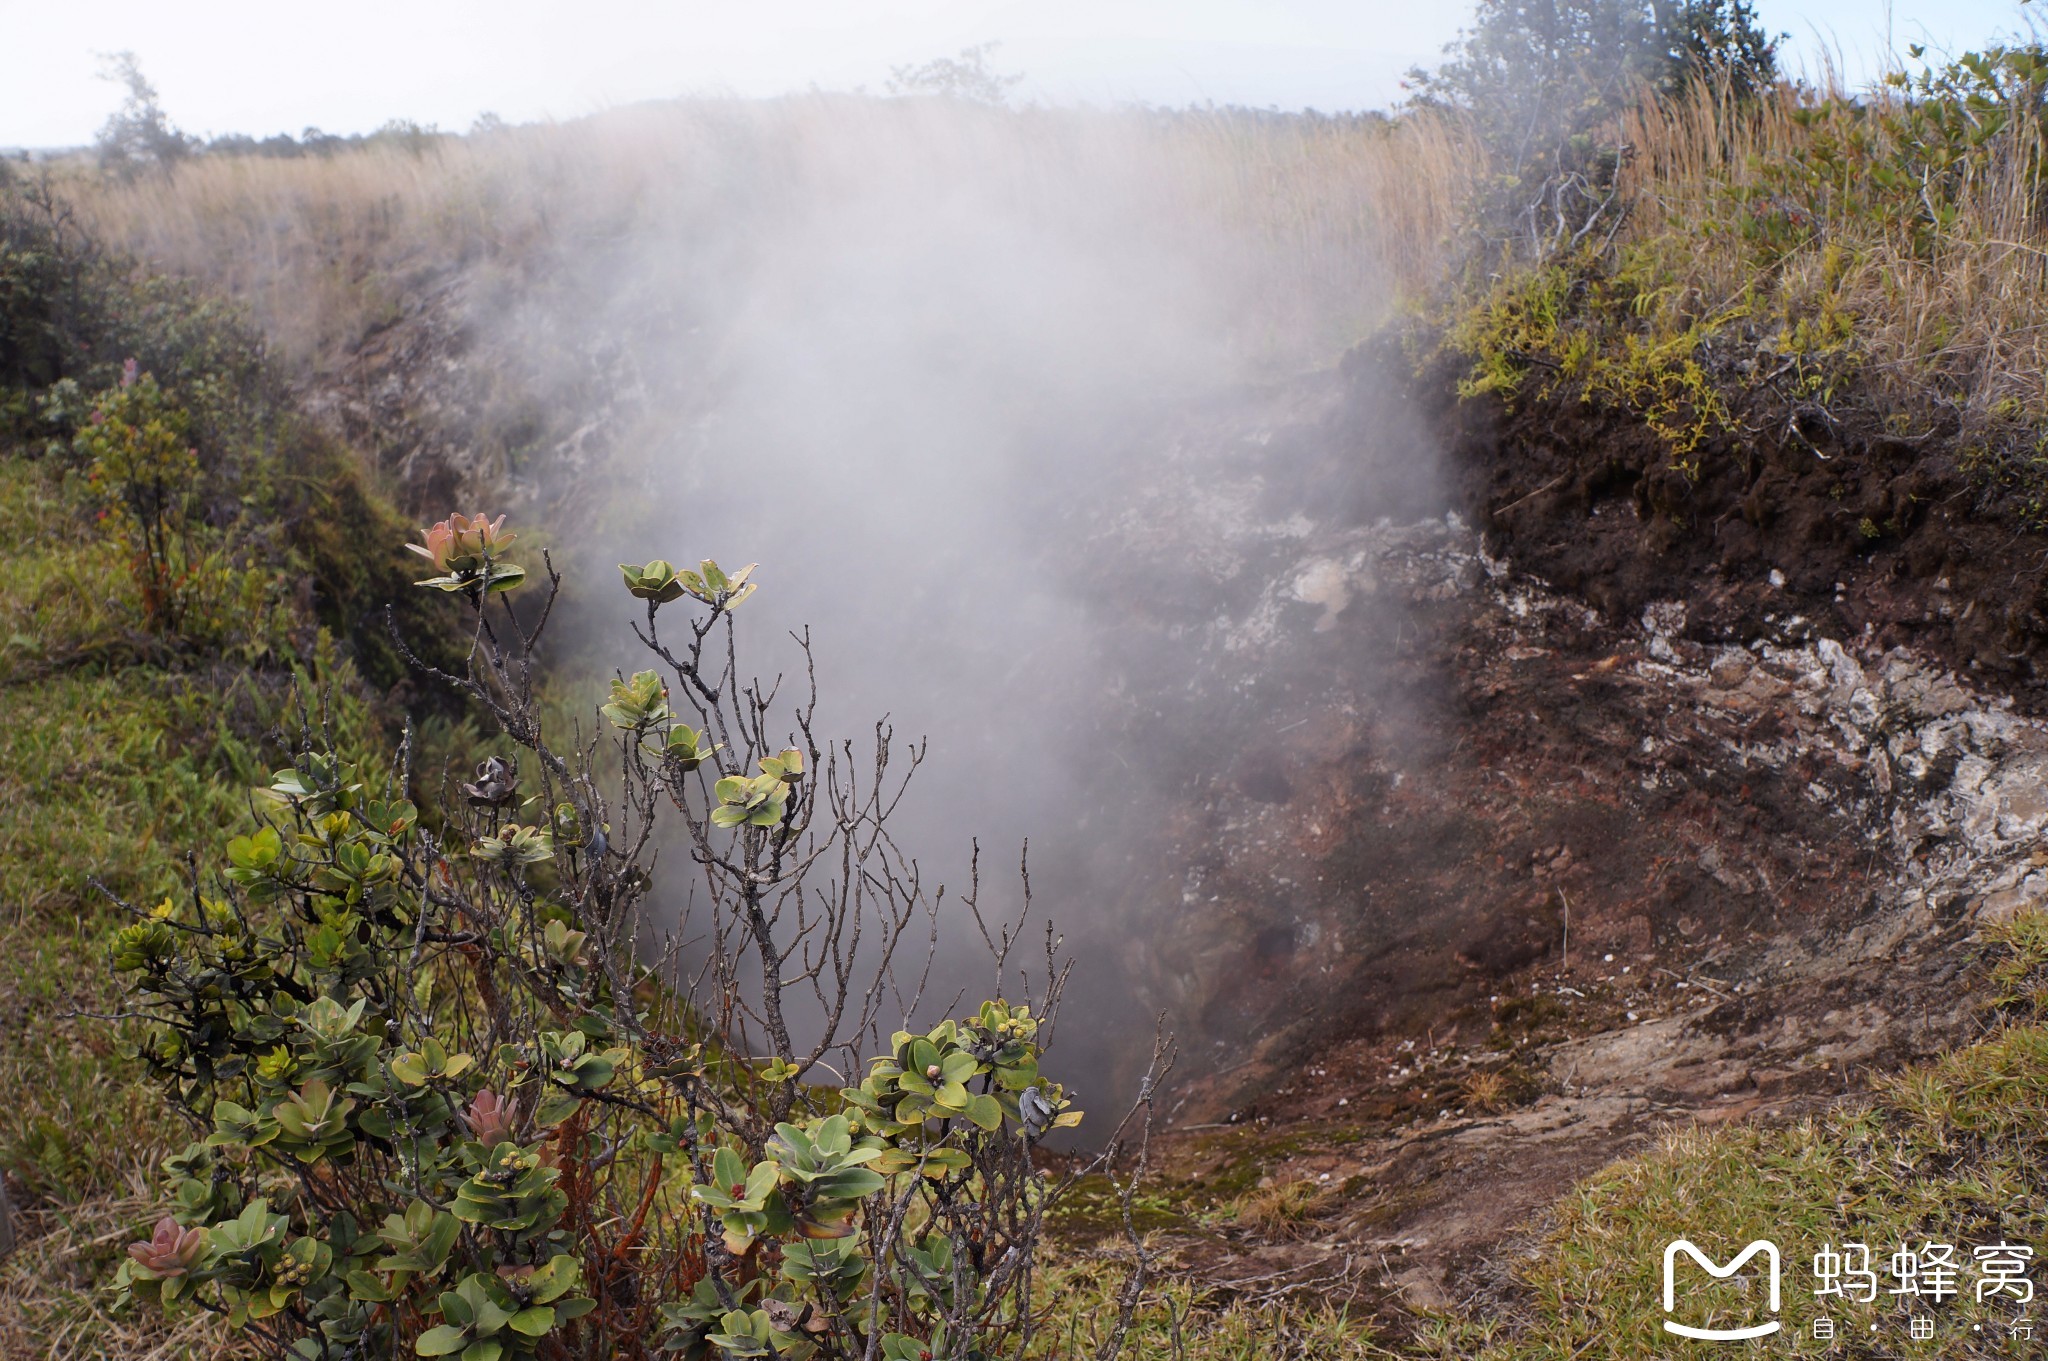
[1096,351,2038,1321]
[1417,339,2048,708]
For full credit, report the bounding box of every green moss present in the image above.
[1046,1174,1194,1241]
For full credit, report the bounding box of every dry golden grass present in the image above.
[1611,72,2048,431]
[1462,1069,1511,1113]
[1231,1177,1337,1240]
[53,97,1482,377]
[0,1188,252,1360]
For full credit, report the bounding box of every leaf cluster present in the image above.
[109,524,1155,1361]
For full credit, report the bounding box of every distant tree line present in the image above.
[85,10,1782,186]
[90,51,492,177]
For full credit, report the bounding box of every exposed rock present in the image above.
[1071,367,2048,1320]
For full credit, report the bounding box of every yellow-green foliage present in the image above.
[1445,252,1749,475]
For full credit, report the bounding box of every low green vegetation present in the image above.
[1033,1258,1385,1360]
[104,509,1102,1358]
[0,176,423,1356]
[0,170,1354,1361]
[19,7,2048,1356]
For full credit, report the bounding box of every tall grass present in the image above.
[54,97,1482,377]
[1619,66,2048,434]
[1444,60,2048,490]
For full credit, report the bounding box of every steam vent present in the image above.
[16,9,2048,1357]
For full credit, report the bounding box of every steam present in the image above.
[186,94,1457,1109]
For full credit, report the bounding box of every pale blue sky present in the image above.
[0,0,2036,149]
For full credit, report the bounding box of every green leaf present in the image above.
[966,1093,1003,1131]
[415,1325,469,1356]
[440,1286,476,1327]
[483,563,526,594]
[744,1160,782,1203]
[530,1255,583,1303]
[508,1306,556,1336]
[818,1167,887,1199]
[226,826,282,870]
[346,1270,393,1302]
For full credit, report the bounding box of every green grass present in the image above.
[0,457,232,1193]
[0,451,224,1353]
[1033,1253,1390,1360]
[0,443,390,1357]
[0,453,148,680]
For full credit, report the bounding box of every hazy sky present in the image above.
[0,0,2036,148]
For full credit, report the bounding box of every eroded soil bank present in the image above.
[1081,350,2048,1318]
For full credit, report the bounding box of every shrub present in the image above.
[1408,0,1779,256]
[1437,39,2048,487]
[71,360,288,647]
[0,175,461,682]
[109,517,1163,1360]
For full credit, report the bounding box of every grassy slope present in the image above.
[0,446,260,1356]
[1409,921,2048,1357]
[0,459,421,1359]
[0,187,429,1354]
